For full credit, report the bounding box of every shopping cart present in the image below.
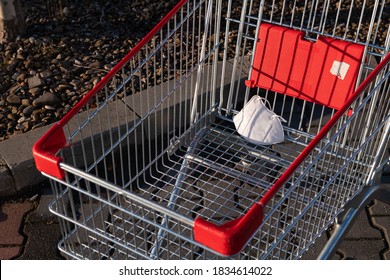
[33,0,389,259]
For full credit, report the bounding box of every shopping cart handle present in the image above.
[193,203,264,256]
[32,123,66,180]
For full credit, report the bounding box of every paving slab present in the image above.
[384,250,390,260]
[0,202,35,260]
[0,157,15,197]
[344,208,383,240]
[0,202,34,245]
[369,200,390,216]
[0,246,21,260]
[370,216,390,260]
[0,124,54,196]
[24,184,55,223]
[18,219,63,260]
[337,239,386,260]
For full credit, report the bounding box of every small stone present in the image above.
[94,40,104,48]
[27,75,44,89]
[9,84,20,94]
[16,123,26,130]
[28,36,36,44]
[17,52,25,60]
[44,105,56,111]
[6,95,21,105]
[12,72,19,81]
[92,53,103,60]
[89,61,102,69]
[7,120,16,128]
[32,122,45,130]
[7,62,18,72]
[23,105,35,116]
[32,92,60,107]
[69,79,80,87]
[91,77,100,86]
[58,83,72,90]
[63,7,70,16]
[39,70,53,79]
[21,99,31,106]
[7,113,16,120]
[16,73,26,82]
[29,87,42,96]
[17,116,28,124]
[42,116,52,122]
[11,107,18,114]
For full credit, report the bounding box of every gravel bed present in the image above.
[0,0,179,141]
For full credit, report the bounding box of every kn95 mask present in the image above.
[233,95,286,145]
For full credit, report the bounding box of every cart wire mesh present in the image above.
[34,0,389,259]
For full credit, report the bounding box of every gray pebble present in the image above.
[16,123,26,130]
[17,116,28,124]
[21,99,31,106]
[32,122,45,130]
[16,73,26,82]
[32,92,60,107]
[44,105,56,111]
[23,105,35,116]
[39,70,53,79]
[89,61,103,69]
[6,95,21,105]
[29,87,42,96]
[27,75,44,89]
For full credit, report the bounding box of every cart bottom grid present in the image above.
[50,112,370,259]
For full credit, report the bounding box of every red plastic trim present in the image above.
[32,0,189,179]
[32,124,66,179]
[194,203,264,256]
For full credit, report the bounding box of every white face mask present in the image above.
[233,96,286,145]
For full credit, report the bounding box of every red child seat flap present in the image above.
[246,23,365,111]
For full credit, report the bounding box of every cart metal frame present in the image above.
[34,0,389,259]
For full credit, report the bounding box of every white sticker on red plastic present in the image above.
[330,60,350,80]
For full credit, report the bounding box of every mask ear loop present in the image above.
[256,97,300,141]
[258,96,296,144]
[259,97,287,123]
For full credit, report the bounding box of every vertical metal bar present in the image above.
[226,0,249,114]
[190,0,214,123]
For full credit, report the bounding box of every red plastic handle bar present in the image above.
[194,203,264,256]
[193,53,390,256]
[32,0,189,180]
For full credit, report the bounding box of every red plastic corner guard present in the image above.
[32,124,66,180]
[193,203,264,256]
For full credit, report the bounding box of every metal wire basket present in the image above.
[33,0,389,259]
